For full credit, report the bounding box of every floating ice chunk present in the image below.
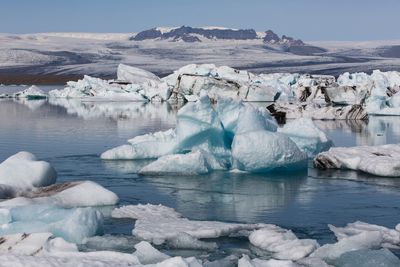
[139,149,226,176]
[328,221,400,248]
[0,151,57,191]
[101,129,176,160]
[49,75,147,101]
[13,85,48,99]
[311,231,383,260]
[249,227,319,260]
[279,118,332,157]
[314,144,400,177]
[0,181,118,208]
[331,248,400,267]
[238,255,298,267]
[232,131,307,173]
[204,255,238,267]
[295,257,331,267]
[0,205,103,244]
[235,105,277,135]
[82,234,139,252]
[112,204,268,245]
[133,241,170,264]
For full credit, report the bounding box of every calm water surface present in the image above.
[0,96,400,257]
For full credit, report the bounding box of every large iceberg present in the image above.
[314,144,400,177]
[102,96,314,174]
[0,151,57,191]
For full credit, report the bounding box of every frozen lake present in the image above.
[0,98,400,258]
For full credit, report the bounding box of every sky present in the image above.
[0,0,399,41]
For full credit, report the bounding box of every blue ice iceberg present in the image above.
[101,96,334,174]
[0,204,103,244]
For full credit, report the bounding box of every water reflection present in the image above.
[102,159,307,223]
[314,116,400,147]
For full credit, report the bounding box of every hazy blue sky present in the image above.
[1,0,399,41]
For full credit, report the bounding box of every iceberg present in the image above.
[0,85,48,99]
[0,151,57,191]
[133,241,170,264]
[314,144,400,177]
[101,129,177,160]
[102,96,313,174]
[117,63,161,84]
[0,181,119,208]
[139,149,226,175]
[112,204,269,245]
[311,231,383,260]
[267,103,368,122]
[328,221,400,248]
[278,118,333,157]
[249,227,319,260]
[232,130,307,173]
[0,205,103,244]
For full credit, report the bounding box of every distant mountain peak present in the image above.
[130,26,304,45]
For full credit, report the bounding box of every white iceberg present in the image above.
[0,181,119,208]
[139,149,226,176]
[314,144,400,177]
[13,85,48,99]
[249,227,319,260]
[0,151,57,191]
[101,129,177,160]
[112,204,268,245]
[311,231,383,260]
[278,118,333,157]
[133,241,170,264]
[232,130,307,173]
[328,221,400,249]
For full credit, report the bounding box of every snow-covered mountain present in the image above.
[0,27,400,84]
[130,26,304,46]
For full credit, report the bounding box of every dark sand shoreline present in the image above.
[0,74,84,85]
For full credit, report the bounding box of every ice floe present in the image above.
[0,205,103,244]
[112,204,269,245]
[249,227,319,260]
[0,151,57,191]
[330,248,400,267]
[0,181,119,208]
[314,144,400,177]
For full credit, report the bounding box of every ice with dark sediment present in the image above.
[314,144,400,177]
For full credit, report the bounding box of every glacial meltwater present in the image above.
[1,96,400,259]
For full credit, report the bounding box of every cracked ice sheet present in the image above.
[111,204,270,245]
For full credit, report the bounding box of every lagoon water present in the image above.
[1,96,400,258]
